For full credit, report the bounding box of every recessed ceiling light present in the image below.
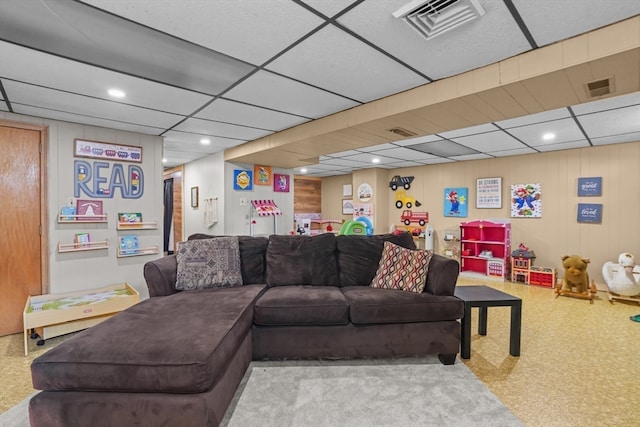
[107,88,126,98]
[162,158,167,163]
[200,138,211,145]
[542,132,556,141]
[300,168,307,173]
[372,158,381,164]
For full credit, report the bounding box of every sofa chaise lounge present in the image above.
[30,232,463,426]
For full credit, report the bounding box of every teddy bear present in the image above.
[561,255,591,294]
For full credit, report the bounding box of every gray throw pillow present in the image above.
[176,236,243,290]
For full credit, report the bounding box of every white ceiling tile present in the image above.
[172,117,272,141]
[451,131,527,152]
[487,147,538,157]
[301,0,358,18]
[162,130,245,152]
[394,134,443,146]
[84,0,324,65]
[591,133,640,146]
[572,92,640,115]
[225,70,359,118]
[195,99,309,131]
[505,118,584,146]
[339,0,530,80]
[341,153,400,165]
[512,0,640,47]
[495,107,571,129]
[0,41,212,115]
[320,158,370,168]
[5,81,183,128]
[439,123,498,139]
[535,140,590,152]
[370,147,440,161]
[14,104,164,135]
[577,105,640,138]
[366,143,401,151]
[267,25,428,102]
[449,153,493,161]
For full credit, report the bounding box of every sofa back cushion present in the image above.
[188,234,268,284]
[176,237,243,290]
[266,233,338,286]
[336,232,416,287]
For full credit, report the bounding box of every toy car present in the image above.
[395,189,422,209]
[389,175,414,191]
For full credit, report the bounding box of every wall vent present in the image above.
[393,0,485,40]
[585,77,614,98]
[388,127,418,138]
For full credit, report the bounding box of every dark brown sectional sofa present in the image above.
[30,232,463,427]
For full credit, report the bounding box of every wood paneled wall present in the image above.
[294,176,321,213]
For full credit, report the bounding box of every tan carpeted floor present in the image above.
[2,277,639,426]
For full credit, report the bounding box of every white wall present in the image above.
[183,151,226,238]
[1,112,164,299]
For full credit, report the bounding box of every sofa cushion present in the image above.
[370,242,433,293]
[254,286,349,326]
[188,234,269,284]
[342,286,464,324]
[176,236,242,290]
[336,233,416,287]
[31,285,267,394]
[266,234,338,286]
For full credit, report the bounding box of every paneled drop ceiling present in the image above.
[0,0,638,176]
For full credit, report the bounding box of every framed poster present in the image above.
[476,177,502,208]
[510,183,542,217]
[190,187,199,208]
[357,183,372,202]
[443,188,468,217]
[274,174,290,192]
[233,169,253,191]
[254,165,272,186]
[577,177,602,196]
[74,138,142,163]
[577,203,602,223]
[342,199,354,215]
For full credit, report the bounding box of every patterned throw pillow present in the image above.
[370,241,433,293]
[176,236,243,290]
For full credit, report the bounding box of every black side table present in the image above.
[454,285,522,359]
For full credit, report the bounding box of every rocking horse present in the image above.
[602,253,640,305]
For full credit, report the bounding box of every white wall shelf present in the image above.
[58,240,109,253]
[116,245,159,258]
[116,221,159,230]
[58,214,108,223]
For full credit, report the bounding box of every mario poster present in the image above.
[443,187,468,217]
[510,183,542,217]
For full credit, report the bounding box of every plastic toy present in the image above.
[602,252,640,304]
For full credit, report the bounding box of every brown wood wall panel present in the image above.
[294,177,321,213]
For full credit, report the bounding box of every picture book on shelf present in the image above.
[118,212,142,223]
[76,199,104,220]
[119,235,139,255]
[74,233,90,247]
[61,206,76,220]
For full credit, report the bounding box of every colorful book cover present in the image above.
[74,233,90,247]
[76,199,104,220]
[61,206,76,220]
[118,212,142,223]
[119,235,139,255]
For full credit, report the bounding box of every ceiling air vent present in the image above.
[586,77,614,98]
[393,0,485,40]
[388,127,417,138]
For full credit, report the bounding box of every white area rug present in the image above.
[1,357,522,427]
[222,357,523,427]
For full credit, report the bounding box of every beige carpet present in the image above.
[2,357,521,427]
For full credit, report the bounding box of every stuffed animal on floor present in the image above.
[602,253,640,296]
[561,255,591,294]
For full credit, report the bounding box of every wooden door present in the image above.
[0,122,47,336]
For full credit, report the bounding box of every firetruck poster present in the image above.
[74,139,142,163]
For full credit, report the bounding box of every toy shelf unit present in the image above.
[510,250,557,288]
[442,229,460,261]
[23,283,139,355]
[460,219,511,280]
